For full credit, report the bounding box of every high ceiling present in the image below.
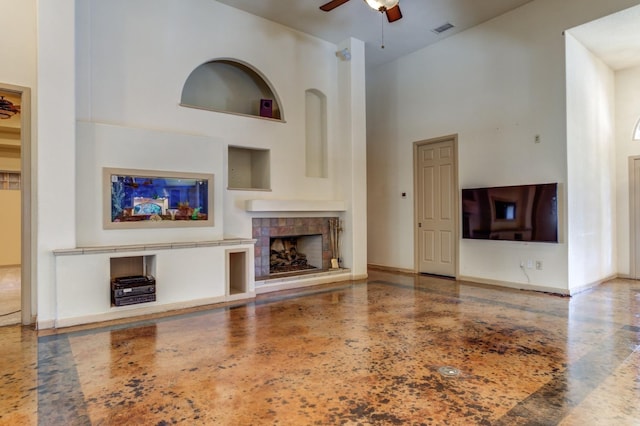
[215,0,534,68]
[568,4,640,71]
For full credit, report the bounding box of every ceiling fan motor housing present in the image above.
[364,0,399,12]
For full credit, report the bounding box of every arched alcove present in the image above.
[181,59,284,121]
[305,89,328,178]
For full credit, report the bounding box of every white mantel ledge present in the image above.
[245,199,346,212]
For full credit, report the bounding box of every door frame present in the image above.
[413,134,460,278]
[630,156,640,280]
[0,83,33,325]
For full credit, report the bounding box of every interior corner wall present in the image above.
[565,32,616,291]
[366,0,639,292]
[367,0,572,291]
[336,38,367,279]
[615,65,640,277]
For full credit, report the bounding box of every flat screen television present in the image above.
[462,183,558,242]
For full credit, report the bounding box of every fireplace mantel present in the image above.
[245,199,345,212]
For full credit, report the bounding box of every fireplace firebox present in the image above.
[269,234,322,275]
[252,217,337,279]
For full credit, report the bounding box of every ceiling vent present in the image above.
[432,22,455,34]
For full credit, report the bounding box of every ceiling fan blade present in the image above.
[319,0,351,12]
[386,5,402,22]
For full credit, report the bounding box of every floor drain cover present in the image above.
[438,366,460,377]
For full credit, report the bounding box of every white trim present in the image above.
[0,83,33,326]
[458,275,571,296]
[368,263,415,275]
[245,199,346,212]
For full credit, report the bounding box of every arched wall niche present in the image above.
[305,88,328,178]
[180,58,284,121]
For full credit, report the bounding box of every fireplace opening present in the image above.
[270,234,322,275]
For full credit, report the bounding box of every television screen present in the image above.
[462,183,558,242]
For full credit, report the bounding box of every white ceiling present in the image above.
[215,0,534,69]
[568,4,640,71]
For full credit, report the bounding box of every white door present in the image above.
[415,137,457,277]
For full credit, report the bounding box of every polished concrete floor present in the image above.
[0,265,21,327]
[1,269,639,425]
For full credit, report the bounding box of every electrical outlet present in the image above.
[536,260,543,270]
[535,134,541,143]
[527,260,533,269]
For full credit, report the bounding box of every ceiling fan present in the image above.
[320,0,403,23]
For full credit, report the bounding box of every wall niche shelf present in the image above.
[228,146,271,191]
[181,59,284,121]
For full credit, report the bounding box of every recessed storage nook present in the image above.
[227,250,248,296]
[228,146,271,190]
[180,59,284,121]
[110,255,157,307]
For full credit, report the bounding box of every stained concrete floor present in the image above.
[0,265,21,327]
[1,269,639,425]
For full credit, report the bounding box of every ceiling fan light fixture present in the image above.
[364,0,398,12]
[0,96,20,119]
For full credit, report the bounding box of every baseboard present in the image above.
[36,319,56,330]
[457,275,571,296]
[368,264,415,275]
[568,274,617,296]
[51,293,255,329]
[616,273,634,280]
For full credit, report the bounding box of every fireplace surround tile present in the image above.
[252,217,338,279]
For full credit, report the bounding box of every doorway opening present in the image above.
[0,84,32,326]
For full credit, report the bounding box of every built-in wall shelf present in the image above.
[245,199,346,212]
[180,59,284,121]
[53,238,256,328]
[53,238,255,256]
[178,103,286,123]
[228,146,271,191]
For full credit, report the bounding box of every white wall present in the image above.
[615,65,640,277]
[565,33,617,292]
[0,1,37,88]
[75,122,225,246]
[0,0,37,313]
[27,0,367,325]
[367,0,640,293]
[36,0,77,325]
[75,0,359,234]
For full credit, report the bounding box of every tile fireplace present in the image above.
[252,217,337,279]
